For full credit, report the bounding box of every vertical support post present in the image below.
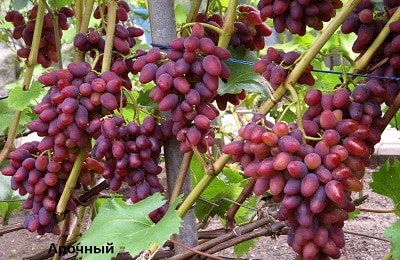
[147,0,198,254]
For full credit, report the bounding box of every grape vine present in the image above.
[1,0,400,259]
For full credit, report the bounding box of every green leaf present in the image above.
[0,175,26,201]
[136,89,158,110]
[348,209,360,220]
[383,219,400,260]
[0,201,21,225]
[0,175,25,225]
[218,166,243,184]
[191,156,253,224]
[219,47,269,98]
[369,158,400,216]
[0,100,17,134]
[93,196,125,213]
[174,4,187,25]
[0,100,34,134]
[55,0,73,9]
[77,193,182,259]
[234,238,256,258]
[12,0,29,10]
[389,110,400,130]
[7,82,43,110]
[0,203,8,220]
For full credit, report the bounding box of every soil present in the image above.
[0,168,397,260]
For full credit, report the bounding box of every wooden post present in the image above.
[147,0,198,254]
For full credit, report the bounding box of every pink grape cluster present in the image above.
[341,0,386,53]
[223,114,360,259]
[253,47,315,89]
[222,77,394,258]
[339,0,400,109]
[1,141,105,235]
[341,0,400,82]
[0,61,132,233]
[6,5,74,67]
[132,23,245,153]
[91,115,167,222]
[194,6,272,51]
[257,0,343,35]
[73,0,144,89]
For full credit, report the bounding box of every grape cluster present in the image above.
[253,47,315,89]
[91,115,167,222]
[341,0,386,53]
[222,77,393,258]
[194,5,272,51]
[132,23,245,153]
[73,0,144,89]
[0,61,132,233]
[339,0,400,109]
[223,115,359,259]
[257,0,343,35]
[6,6,74,67]
[1,141,105,235]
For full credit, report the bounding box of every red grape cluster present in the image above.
[253,47,315,89]
[341,0,386,53]
[257,0,343,35]
[0,61,132,233]
[222,114,360,259]
[340,0,400,104]
[132,23,245,153]
[1,141,105,235]
[194,5,272,51]
[6,6,74,67]
[93,0,131,23]
[73,0,144,88]
[91,115,167,222]
[222,77,394,258]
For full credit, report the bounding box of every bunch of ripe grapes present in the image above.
[6,5,74,67]
[194,5,272,51]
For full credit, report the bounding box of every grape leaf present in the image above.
[348,209,360,220]
[0,175,26,201]
[0,175,26,225]
[0,203,8,222]
[55,0,73,8]
[383,219,400,260]
[369,158,400,216]
[234,239,257,258]
[191,156,253,225]
[0,100,36,134]
[77,193,182,259]
[174,4,187,25]
[0,100,17,134]
[12,0,28,10]
[136,89,158,110]
[389,110,400,130]
[7,82,43,110]
[0,201,21,225]
[218,47,269,98]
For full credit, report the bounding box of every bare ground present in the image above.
[0,168,397,260]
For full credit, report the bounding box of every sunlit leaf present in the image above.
[78,193,182,259]
[7,82,43,110]
[370,158,400,216]
[383,219,400,260]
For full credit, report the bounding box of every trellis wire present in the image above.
[2,44,399,102]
